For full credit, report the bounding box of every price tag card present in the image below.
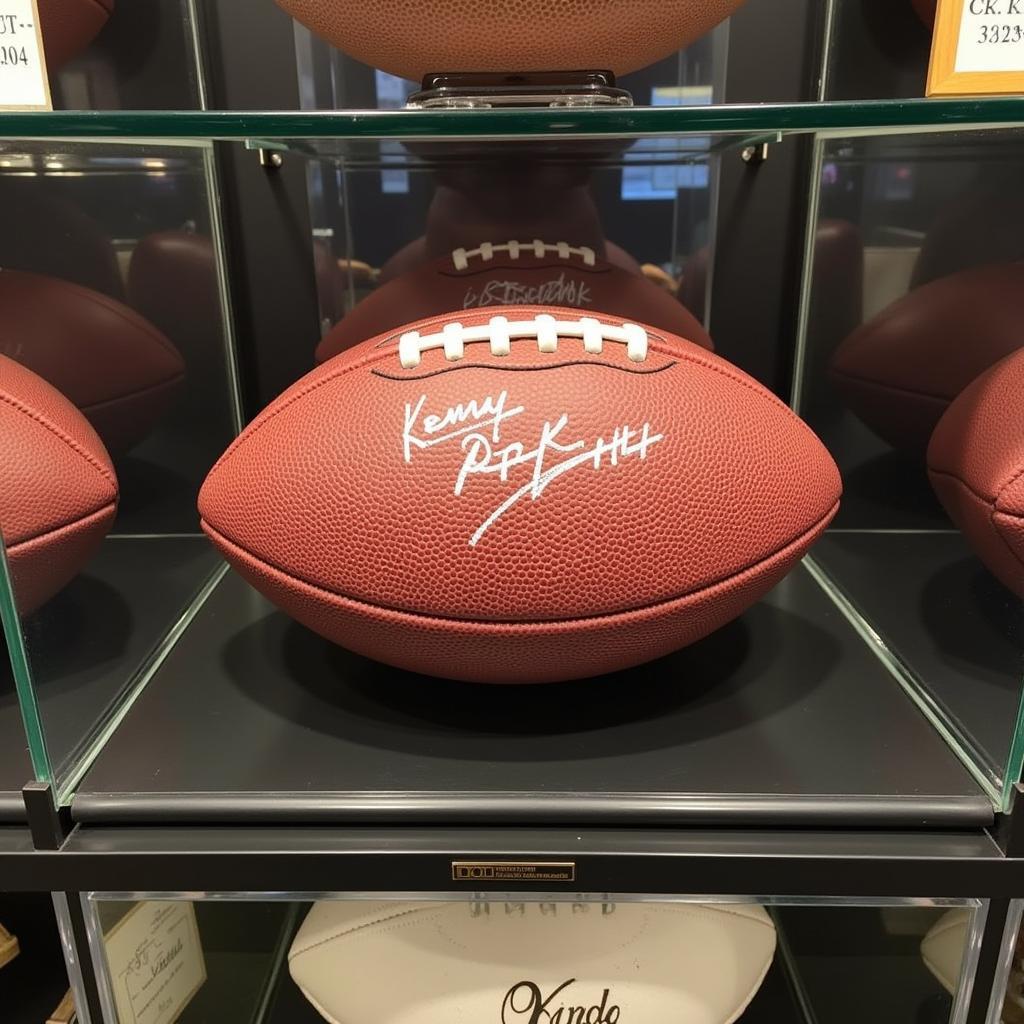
[927,0,1024,94]
[0,0,50,109]
[103,903,207,1024]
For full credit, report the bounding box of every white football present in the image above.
[921,909,972,995]
[288,899,776,1023]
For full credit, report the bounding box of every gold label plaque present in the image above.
[452,861,576,882]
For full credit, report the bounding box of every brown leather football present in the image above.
[0,354,117,613]
[928,349,1024,597]
[274,0,744,80]
[200,305,839,683]
[0,270,185,454]
[829,263,1024,455]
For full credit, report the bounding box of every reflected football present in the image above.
[928,348,1024,597]
[199,306,840,683]
[37,0,114,70]
[0,354,117,614]
[274,0,744,81]
[0,270,185,453]
[289,900,777,1024]
[317,240,712,363]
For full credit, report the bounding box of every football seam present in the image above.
[829,365,952,403]
[77,370,187,414]
[207,323,804,483]
[57,273,184,368]
[928,470,1024,573]
[0,389,116,491]
[290,905,436,958]
[201,500,839,629]
[5,501,116,553]
[996,462,1024,516]
[370,358,676,381]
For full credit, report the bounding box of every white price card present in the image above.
[927,0,1024,93]
[0,0,51,109]
[103,903,207,1024]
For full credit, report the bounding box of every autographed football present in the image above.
[316,240,712,363]
[829,263,1024,455]
[928,348,1024,597]
[0,270,185,453]
[199,306,841,683]
[289,900,777,1024]
[37,0,114,70]
[0,354,117,614]
[274,0,744,81]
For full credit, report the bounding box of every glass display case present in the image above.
[0,2,1021,1022]
[79,893,987,1024]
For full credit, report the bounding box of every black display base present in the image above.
[72,560,991,827]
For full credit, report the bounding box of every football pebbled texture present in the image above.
[317,240,712,363]
[0,354,117,614]
[829,263,1024,455]
[37,0,114,70]
[928,348,1024,597]
[289,900,777,1024]
[200,306,840,683]
[275,0,744,81]
[0,270,185,454]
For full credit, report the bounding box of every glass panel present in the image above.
[83,894,985,1024]
[0,892,77,1024]
[988,902,1024,1024]
[795,129,1024,809]
[45,0,202,111]
[821,0,936,101]
[0,97,1023,147]
[0,140,240,801]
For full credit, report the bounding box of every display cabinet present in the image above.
[0,2,1021,1023]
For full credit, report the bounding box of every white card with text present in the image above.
[954,0,1024,72]
[104,903,206,1024]
[0,0,51,109]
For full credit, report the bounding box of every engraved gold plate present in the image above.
[451,861,576,882]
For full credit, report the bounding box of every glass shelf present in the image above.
[0,98,1021,148]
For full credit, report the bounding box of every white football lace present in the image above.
[398,314,648,369]
[451,239,597,271]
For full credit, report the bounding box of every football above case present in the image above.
[199,307,841,683]
[317,240,712,363]
[274,0,744,82]
[0,354,117,614]
[289,900,777,1024]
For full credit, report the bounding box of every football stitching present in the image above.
[6,503,116,553]
[208,316,798,481]
[0,387,116,491]
[371,359,675,381]
[202,501,839,629]
[292,905,431,956]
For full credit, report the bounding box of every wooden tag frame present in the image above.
[927,0,1024,95]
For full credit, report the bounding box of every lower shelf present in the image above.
[70,554,991,827]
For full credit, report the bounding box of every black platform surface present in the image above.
[72,561,992,826]
[813,532,1024,791]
